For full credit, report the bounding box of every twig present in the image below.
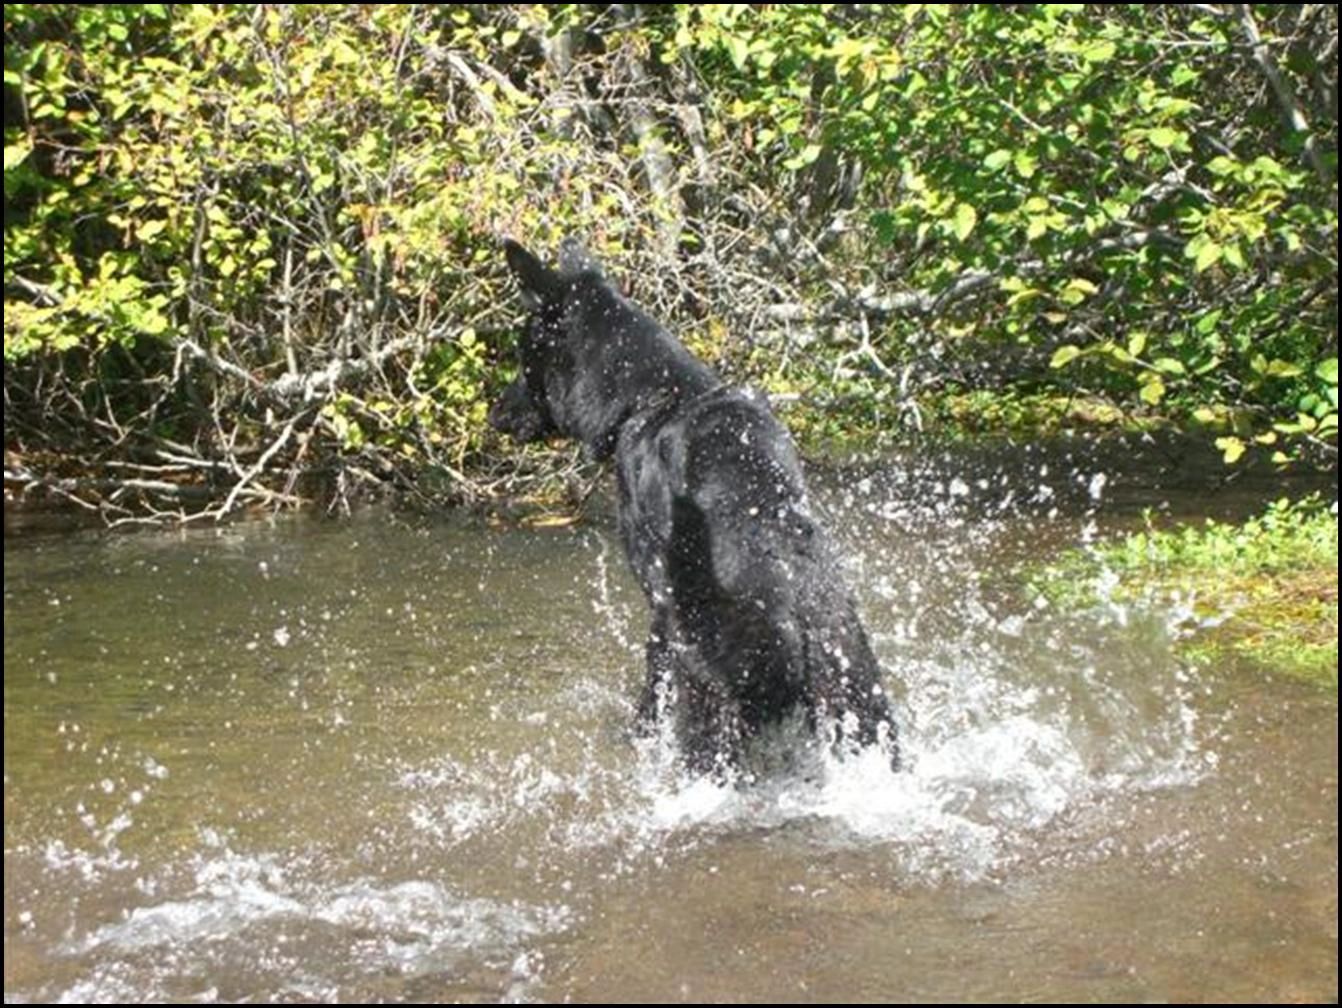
[217,411,308,518]
[1234,3,1333,189]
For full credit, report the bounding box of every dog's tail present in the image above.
[794,580,900,767]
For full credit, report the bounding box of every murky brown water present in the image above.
[4,450,1337,1002]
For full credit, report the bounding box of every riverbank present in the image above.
[1029,495,1338,689]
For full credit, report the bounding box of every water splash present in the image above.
[379,460,1215,891]
[40,837,571,1003]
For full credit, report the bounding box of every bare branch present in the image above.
[1235,3,1333,189]
[217,411,308,518]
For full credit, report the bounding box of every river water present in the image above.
[4,445,1337,1002]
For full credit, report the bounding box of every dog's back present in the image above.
[618,386,897,770]
[494,239,898,774]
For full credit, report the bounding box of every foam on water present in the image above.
[609,650,1207,882]
[28,836,570,1003]
[388,605,1210,889]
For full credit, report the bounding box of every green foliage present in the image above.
[926,389,1140,438]
[1079,496,1335,581]
[2,4,617,508]
[3,5,1337,519]
[1032,495,1338,687]
[648,5,1335,463]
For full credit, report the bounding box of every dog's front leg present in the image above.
[635,606,677,734]
[676,670,744,778]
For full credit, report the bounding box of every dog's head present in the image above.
[491,237,716,459]
[489,238,604,446]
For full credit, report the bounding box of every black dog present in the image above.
[490,239,898,775]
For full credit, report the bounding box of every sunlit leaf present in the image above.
[1216,436,1246,464]
[1194,241,1221,272]
[1079,39,1116,63]
[1050,345,1082,369]
[4,142,32,171]
[1059,277,1098,305]
[952,202,977,241]
[1147,126,1184,149]
[1154,357,1186,376]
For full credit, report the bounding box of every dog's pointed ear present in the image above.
[504,239,561,309]
[557,238,602,276]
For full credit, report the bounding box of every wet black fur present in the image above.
[491,239,898,775]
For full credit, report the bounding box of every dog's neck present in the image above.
[601,382,731,463]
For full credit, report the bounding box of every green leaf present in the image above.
[1264,359,1303,378]
[1194,241,1221,272]
[1050,345,1082,369]
[1139,375,1165,405]
[726,34,750,69]
[830,37,868,63]
[1316,358,1339,385]
[1154,357,1187,376]
[1006,286,1043,308]
[983,149,1012,171]
[1127,331,1147,358]
[1215,436,1246,464]
[952,202,977,241]
[329,38,359,66]
[783,143,823,171]
[137,305,169,336]
[1170,64,1199,87]
[3,142,32,171]
[1148,127,1184,150]
[1059,277,1098,305]
[1079,39,1116,63]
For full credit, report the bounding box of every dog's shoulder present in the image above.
[629,385,807,520]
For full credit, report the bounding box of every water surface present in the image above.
[4,449,1337,1002]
